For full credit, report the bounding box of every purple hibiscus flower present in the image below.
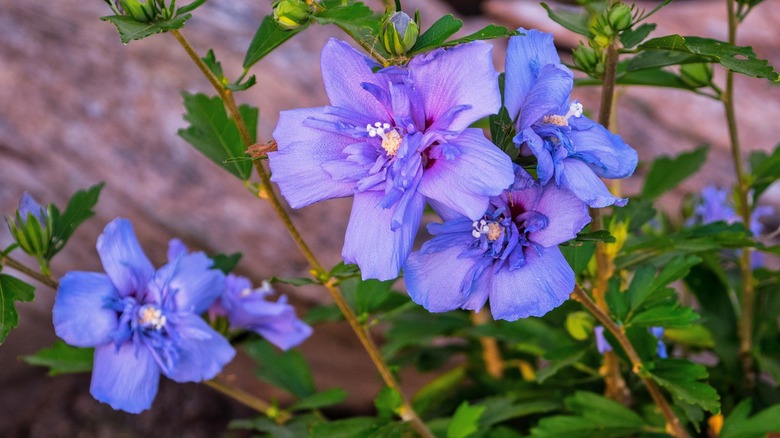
[404,166,591,321]
[504,29,637,208]
[52,219,235,414]
[209,275,312,351]
[269,39,514,280]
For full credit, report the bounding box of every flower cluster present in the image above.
[53,219,311,413]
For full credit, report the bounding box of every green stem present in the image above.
[572,286,690,438]
[205,379,292,424]
[724,0,756,389]
[170,29,433,438]
[0,254,59,289]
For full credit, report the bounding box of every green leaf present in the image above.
[270,276,317,286]
[412,366,467,417]
[201,49,224,80]
[620,23,656,49]
[304,304,344,324]
[101,14,191,44]
[244,340,316,398]
[243,15,308,69]
[536,347,587,384]
[375,387,403,419]
[289,388,347,411]
[447,402,485,438]
[720,399,780,438]
[314,1,385,60]
[310,417,387,438]
[637,35,779,80]
[21,341,93,375]
[560,242,595,275]
[626,50,705,72]
[477,397,561,428]
[176,0,207,16]
[629,304,699,328]
[178,92,256,180]
[641,146,708,199]
[439,24,517,48]
[749,144,780,202]
[649,359,720,413]
[663,324,715,348]
[489,104,518,159]
[48,183,104,259]
[540,3,592,37]
[627,255,701,311]
[530,392,648,437]
[410,15,463,53]
[355,279,395,314]
[0,275,35,344]
[575,230,615,243]
[330,262,361,279]
[230,413,323,438]
[210,252,242,274]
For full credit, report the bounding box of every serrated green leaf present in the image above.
[642,146,708,199]
[629,303,699,328]
[47,183,104,259]
[0,274,35,343]
[375,387,403,419]
[720,399,780,438]
[620,23,656,49]
[626,50,705,72]
[638,35,779,80]
[178,92,255,180]
[243,15,308,69]
[290,388,347,411]
[310,417,386,438]
[314,1,385,60]
[536,347,586,384]
[22,341,93,375]
[101,14,191,44]
[410,15,462,53]
[244,339,315,399]
[530,392,647,437]
[540,3,592,37]
[477,397,561,428]
[201,49,224,80]
[560,242,595,275]
[355,279,394,314]
[650,359,720,413]
[575,230,615,243]
[210,252,242,274]
[447,402,485,438]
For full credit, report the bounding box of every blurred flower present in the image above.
[404,166,590,321]
[504,29,637,208]
[269,39,513,280]
[595,325,667,358]
[53,219,234,413]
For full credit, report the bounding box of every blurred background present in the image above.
[0,0,778,436]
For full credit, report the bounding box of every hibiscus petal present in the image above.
[569,116,638,179]
[241,300,313,351]
[517,64,573,131]
[404,245,477,312]
[90,342,160,414]
[419,129,514,220]
[489,246,573,321]
[559,159,628,208]
[409,42,500,132]
[158,251,225,315]
[515,128,555,185]
[270,107,359,208]
[530,183,591,247]
[342,191,425,281]
[504,29,563,121]
[321,39,386,119]
[53,272,119,347]
[165,314,235,382]
[96,218,154,297]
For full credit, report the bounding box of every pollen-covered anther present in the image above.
[486,222,502,241]
[543,103,584,127]
[366,122,402,156]
[137,304,166,330]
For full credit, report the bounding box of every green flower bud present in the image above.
[607,3,633,32]
[7,193,53,259]
[273,0,310,31]
[680,63,714,88]
[382,11,419,56]
[119,0,158,22]
[573,44,600,73]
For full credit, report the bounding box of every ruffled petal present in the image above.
[342,191,425,281]
[158,251,225,315]
[517,64,573,131]
[489,246,573,321]
[321,39,385,119]
[404,245,477,312]
[409,42,500,132]
[419,129,514,220]
[270,107,359,208]
[165,314,235,383]
[529,183,591,247]
[559,158,628,208]
[515,128,555,185]
[90,342,160,414]
[569,116,638,179]
[53,272,119,347]
[241,298,313,351]
[96,218,154,297]
[504,29,563,121]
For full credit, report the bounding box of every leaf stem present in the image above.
[0,254,59,289]
[205,378,292,424]
[571,286,690,438]
[170,28,433,438]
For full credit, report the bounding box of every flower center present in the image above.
[542,102,583,127]
[472,219,502,241]
[366,122,402,156]
[137,304,166,330]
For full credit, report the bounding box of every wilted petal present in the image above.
[90,342,160,414]
[419,129,513,220]
[489,246,573,321]
[97,219,154,297]
[53,272,119,347]
[321,39,385,119]
[504,29,563,120]
[165,314,235,383]
[404,245,476,312]
[516,64,573,131]
[569,116,637,179]
[158,251,224,315]
[529,183,591,247]
[409,42,500,132]
[343,191,425,280]
[559,159,628,208]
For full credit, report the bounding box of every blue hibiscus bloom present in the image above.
[269,39,514,280]
[52,219,235,413]
[504,29,638,208]
[404,166,591,321]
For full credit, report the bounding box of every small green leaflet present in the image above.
[101,14,191,44]
[410,15,514,55]
[210,252,242,274]
[22,341,94,375]
[540,3,591,37]
[447,402,485,438]
[719,399,780,438]
[649,359,720,413]
[243,15,309,69]
[48,183,104,259]
[0,275,35,344]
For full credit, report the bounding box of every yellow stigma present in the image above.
[381,130,402,156]
[542,115,568,126]
[486,222,502,241]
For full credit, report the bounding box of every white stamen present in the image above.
[240,287,253,297]
[366,121,402,156]
[564,102,584,120]
[543,102,585,127]
[472,220,502,241]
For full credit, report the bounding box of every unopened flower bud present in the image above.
[273,0,310,30]
[573,44,600,73]
[382,11,419,56]
[607,3,633,32]
[680,63,714,88]
[7,193,53,258]
[119,0,158,22]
